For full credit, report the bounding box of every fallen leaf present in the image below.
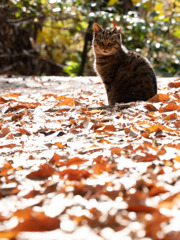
[13,210,60,231]
[148,186,169,197]
[164,113,177,120]
[26,164,54,180]
[0,96,8,104]
[58,98,77,106]
[0,143,16,149]
[98,138,111,144]
[168,81,180,88]
[3,93,21,98]
[54,142,66,148]
[144,103,158,111]
[56,95,66,100]
[0,126,10,138]
[17,128,31,136]
[158,193,180,209]
[67,157,88,166]
[148,93,170,102]
[127,204,157,213]
[49,152,61,164]
[111,147,122,155]
[134,153,158,162]
[59,168,91,181]
[174,155,180,162]
[159,103,180,112]
[93,155,115,174]
[102,125,116,132]
[145,124,177,133]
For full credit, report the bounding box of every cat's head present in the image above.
[93,23,122,56]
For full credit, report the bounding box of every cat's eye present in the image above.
[107,42,111,46]
[100,42,104,46]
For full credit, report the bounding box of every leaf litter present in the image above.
[0,76,180,240]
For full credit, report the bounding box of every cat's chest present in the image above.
[95,58,118,77]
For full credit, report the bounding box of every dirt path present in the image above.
[0,76,180,240]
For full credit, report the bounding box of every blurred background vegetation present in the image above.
[0,0,179,76]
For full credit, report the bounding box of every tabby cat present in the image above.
[92,23,157,105]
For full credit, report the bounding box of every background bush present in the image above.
[0,0,179,76]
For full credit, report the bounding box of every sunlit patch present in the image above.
[0,77,180,239]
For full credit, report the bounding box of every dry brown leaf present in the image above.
[12,210,60,231]
[49,152,61,164]
[159,103,180,112]
[93,155,115,174]
[0,126,10,138]
[43,93,57,99]
[26,164,54,180]
[54,142,66,148]
[148,186,169,197]
[56,95,66,100]
[0,96,8,104]
[164,113,178,120]
[134,153,158,162]
[111,147,122,155]
[0,143,16,149]
[67,157,88,166]
[102,125,116,132]
[158,193,180,209]
[58,97,77,106]
[145,124,177,133]
[148,93,170,102]
[127,204,157,213]
[168,81,180,88]
[145,212,171,240]
[17,128,31,136]
[59,168,91,181]
[144,103,158,111]
[3,93,21,98]
[98,138,111,144]
[10,102,40,110]
[174,155,180,162]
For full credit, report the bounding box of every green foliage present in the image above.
[4,0,180,76]
[119,11,179,76]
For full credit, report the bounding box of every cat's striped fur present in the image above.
[92,23,157,105]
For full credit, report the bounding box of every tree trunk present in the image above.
[78,22,93,76]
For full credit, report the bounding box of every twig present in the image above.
[87,105,114,110]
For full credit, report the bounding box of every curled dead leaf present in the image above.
[144,103,158,111]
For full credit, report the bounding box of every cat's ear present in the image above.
[94,23,102,33]
[112,26,121,34]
